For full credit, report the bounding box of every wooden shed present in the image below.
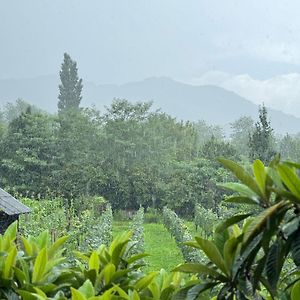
[0,188,31,234]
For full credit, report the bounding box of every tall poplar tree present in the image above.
[58,53,83,113]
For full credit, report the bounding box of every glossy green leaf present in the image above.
[284,161,300,169]
[186,283,218,300]
[215,214,251,233]
[88,251,100,272]
[111,284,130,299]
[4,221,17,243]
[243,201,287,245]
[102,263,116,285]
[134,271,158,291]
[173,263,226,280]
[223,237,239,273]
[22,237,33,257]
[36,231,49,249]
[3,245,17,279]
[18,290,40,300]
[278,165,300,199]
[291,280,300,300]
[266,241,285,292]
[219,183,257,198]
[78,280,95,298]
[224,196,259,205]
[253,159,267,194]
[71,288,87,300]
[126,253,149,264]
[32,248,47,283]
[48,236,68,258]
[109,232,131,266]
[33,287,48,299]
[194,237,227,275]
[218,158,263,197]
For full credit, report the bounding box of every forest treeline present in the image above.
[0,53,299,215]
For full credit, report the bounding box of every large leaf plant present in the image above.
[174,157,300,300]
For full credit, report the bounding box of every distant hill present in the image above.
[0,76,299,135]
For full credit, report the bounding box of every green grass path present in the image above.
[144,223,183,272]
[113,221,184,272]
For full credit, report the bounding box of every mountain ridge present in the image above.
[0,76,299,135]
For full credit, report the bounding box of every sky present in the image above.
[2,0,300,116]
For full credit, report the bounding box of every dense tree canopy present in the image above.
[1,57,299,216]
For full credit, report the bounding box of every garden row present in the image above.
[5,157,300,299]
[20,194,246,275]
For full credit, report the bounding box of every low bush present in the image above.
[162,207,202,263]
[0,222,187,299]
[78,203,113,251]
[174,157,300,299]
[194,203,218,237]
[128,207,145,256]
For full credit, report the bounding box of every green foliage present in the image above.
[128,207,145,256]
[230,116,255,157]
[201,135,238,161]
[79,204,113,251]
[249,104,276,164]
[279,133,300,161]
[162,207,202,263]
[0,109,58,196]
[194,120,224,146]
[174,157,300,299]
[0,222,71,299]
[194,204,219,237]
[19,198,67,239]
[55,108,104,199]
[19,199,113,256]
[164,158,231,215]
[0,93,237,213]
[0,222,188,299]
[58,53,83,113]
[1,99,43,124]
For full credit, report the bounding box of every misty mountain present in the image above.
[0,76,299,135]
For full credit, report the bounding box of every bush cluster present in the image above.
[162,207,201,263]
[19,198,67,240]
[79,204,113,251]
[194,203,219,237]
[128,207,145,256]
[19,199,113,253]
[0,222,186,300]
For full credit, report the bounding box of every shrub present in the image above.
[128,207,145,256]
[194,203,218,237]
[0,222,186,299]
[162,207,202,263]
[174,157,300,299]
[19,198,67,240]
[79,203,113,251]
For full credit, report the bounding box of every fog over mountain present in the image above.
[2,1,300,117]
[0,76,299,135]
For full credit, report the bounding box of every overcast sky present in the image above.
[2,0,300,116]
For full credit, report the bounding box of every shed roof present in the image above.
[0,188,31,215]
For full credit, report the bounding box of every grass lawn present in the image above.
[144,223,183,272]
[112,221,130,236]
[113,221,183,272]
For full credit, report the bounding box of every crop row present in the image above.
[162,206,202,263]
